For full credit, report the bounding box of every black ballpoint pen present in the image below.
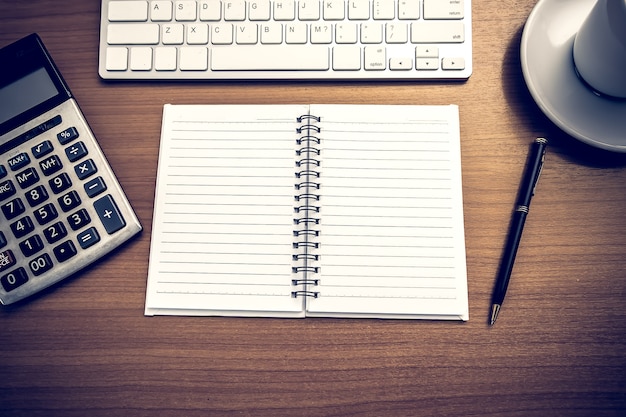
[490,137,548,325]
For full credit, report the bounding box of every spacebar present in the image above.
[211,46,330,71]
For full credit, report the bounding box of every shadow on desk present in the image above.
[503,25,626,169]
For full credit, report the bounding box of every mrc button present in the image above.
[93,194,126,234]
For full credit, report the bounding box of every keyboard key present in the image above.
[151,1,174,21]
[0,231,6,248]
[442,57,466,70]
[1,267,28,292]
[94,195,126,234]
[108,1,149,21]
[333,46,361,70]
[211,45,329,70]
[130,47,153,70]
[175,1,197,21]
[411,22,465,43]
[364,46,386,70]
[423,0,465,19]
[106,47,128,70]
[107,23,160,44]
[180,47,208,70]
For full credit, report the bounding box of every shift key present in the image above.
[107,24,159,44]
[94,195,126,234]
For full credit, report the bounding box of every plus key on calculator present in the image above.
[0,34,142,305]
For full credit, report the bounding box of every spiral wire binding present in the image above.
[292,114,322,299]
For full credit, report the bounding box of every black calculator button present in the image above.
[58,190,81,212]
[67,208,91,231]
[28,253,54,276]
[8,153,30,171]
[0,232,7,248]
[0,179,17,201]
[34,203,59,225]
[19,234,44,257]
[25,185,49,207]
[1,267,28,292]
[15,167,39,189]
[2,197,25,220]
[65,141,88,162]
[57,127,79,145]
[32,140,54,158]
[75,159,97,180]
[10,216,34,239]
[0,165,7,178]
[84,176,107,198]
[94,195,126,234]
[53,240,77,263]
[77,227,101,249]
[39,155,63,176]
[44,222,67,244]
[49,173,72,194]
[0,249,17,273]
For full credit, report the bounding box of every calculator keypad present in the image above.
[0,102,141,305]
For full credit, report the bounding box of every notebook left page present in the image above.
[145,104,309,317]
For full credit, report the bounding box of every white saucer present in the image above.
[521,0,626,152]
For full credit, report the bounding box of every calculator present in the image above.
[0,34,142,305]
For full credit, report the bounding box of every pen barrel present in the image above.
[492,208,528,304]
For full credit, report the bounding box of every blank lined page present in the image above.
[145,104,308,316]
[306,105,468,320]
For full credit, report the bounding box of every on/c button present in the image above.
[94,194,126,235]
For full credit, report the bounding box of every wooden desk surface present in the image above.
[2,1,626,416]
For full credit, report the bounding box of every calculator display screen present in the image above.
[0,67,59,126]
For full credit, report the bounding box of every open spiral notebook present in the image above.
[145,104,468,320]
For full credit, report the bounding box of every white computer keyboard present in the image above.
[98,0,472,80]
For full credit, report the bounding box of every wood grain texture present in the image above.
[1,1,626,416]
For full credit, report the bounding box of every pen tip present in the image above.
[489,304,501,326]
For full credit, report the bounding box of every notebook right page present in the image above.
[306,105,468,320]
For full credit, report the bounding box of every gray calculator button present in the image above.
[94,194,126,234]
[57,127,79,145]
[77,227,101,249]
[84,176,107,198]
[74,159,97,180]
[1,267,28,292]
[8,153,30,171]
[0,179,16,201]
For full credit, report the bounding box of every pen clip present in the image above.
[531,151,545,196]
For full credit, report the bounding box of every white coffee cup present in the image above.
[572,0,626,98]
